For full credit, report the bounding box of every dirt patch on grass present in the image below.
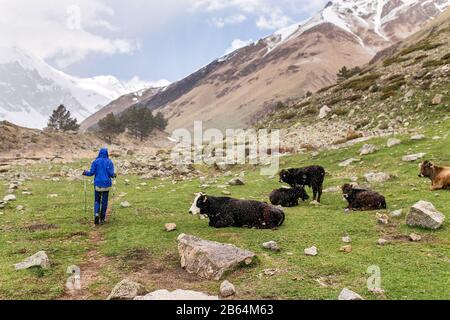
[66,231,89,238]
[25,223,58,232]
[386,234,436,243]
[119,247,155,272]
[59,229,112,300]
[117,249,212,294]
[380,225,436,243]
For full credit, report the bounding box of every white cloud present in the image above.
[256,9,293,30]
[0,0,138,67]
[212,14,247,28]
[124,76,171,90]
[189,0,321,30]
[224,38,253,55]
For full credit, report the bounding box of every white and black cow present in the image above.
[189,193,285,229]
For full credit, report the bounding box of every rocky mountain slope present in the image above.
[0,47,151,129]
[0,120,174,164]
[82,0,450,133]
[258,7,450,151]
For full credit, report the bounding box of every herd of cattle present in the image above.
[188,161,450,229]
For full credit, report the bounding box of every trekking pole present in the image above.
[83,175,87,217]
[106,176,116,223]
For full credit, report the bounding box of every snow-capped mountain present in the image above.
[259,0,450,55]
[0,47,154,129]
[83,0,450,132]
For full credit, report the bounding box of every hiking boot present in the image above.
[94,216,100,225]
[100,219,105,225]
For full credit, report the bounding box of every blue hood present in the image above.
[85,148,115,188]
[98,148,109,159]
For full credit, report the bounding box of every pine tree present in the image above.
[154,111,168,130]
[47,105,80,131]
[122,106,156,141]
[98,113,124,143]
[337,66,362,82]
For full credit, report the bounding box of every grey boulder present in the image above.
[406,201,445,230]
[177,234,255,281]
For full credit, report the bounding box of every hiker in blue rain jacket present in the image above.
[83,148,116,225]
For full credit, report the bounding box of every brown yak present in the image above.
[419,160,450,190]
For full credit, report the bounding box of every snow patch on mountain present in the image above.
[0,47,158,129]
[259,0,450,56]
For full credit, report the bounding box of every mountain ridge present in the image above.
[81,0,450,133]
[0,47,156,129]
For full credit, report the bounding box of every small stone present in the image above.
[14,251,50,270]
[364,172,391,183]
[3,194,16,202]
[377,239,388,246]
[339,158,360,167]
[120,201,131,208]
[22,191,33,196]
[304,246,318,256]
[107,279,146,300]
[338,288,364,300]
[220,280,236,298]
[411,134,425,141]
[342,235,352,243]
[324,186,341,193]
[262,241,280,252]
[165,223,177,232]
[402,153,426,162]
[387,138,401,148]
[409,233,422,242]
[262,268,283,277]
[340,245,352,253]
[318,105,331,119]
[48,194,59,198]
[360,144,377,156]
[369,288,385,295]
[431,94,443,105]
[222,190,231,196]
[376,213,390,225]
[228,177,245,186]
[391,209,403,217]
[16,205,24,211]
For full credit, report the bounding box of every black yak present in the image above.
[279,166,326,203]
[189,193,285,229]
[269,187,309,207]
[342,184,387,211]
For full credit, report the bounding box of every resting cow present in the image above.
[342,184,387,211]
[419,160,450,190]
[279,166,326,203]
[189,193,285,229]
[269,187,309,207]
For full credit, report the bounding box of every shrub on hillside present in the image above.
[341,73,381,91]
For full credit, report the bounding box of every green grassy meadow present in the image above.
[0,118,449,300]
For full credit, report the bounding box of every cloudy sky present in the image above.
[0,0,328,84]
